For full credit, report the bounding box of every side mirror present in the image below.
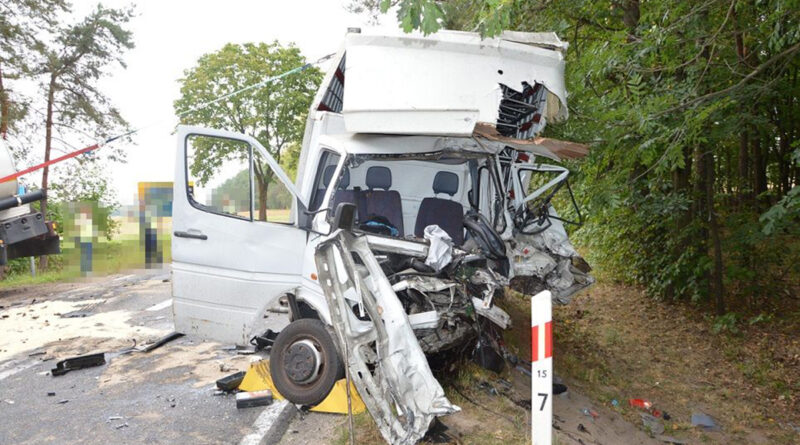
[332,202,356,231]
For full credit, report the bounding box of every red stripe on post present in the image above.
[544,321,552,359]
[531,325,539,362]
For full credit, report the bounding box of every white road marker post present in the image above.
[531,290,553,445]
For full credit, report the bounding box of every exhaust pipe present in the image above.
[0,189,45,212]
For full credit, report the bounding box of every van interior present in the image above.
[309,153,502,245]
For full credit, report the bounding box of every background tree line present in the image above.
[355,0,800,318]
[0,0,134,270]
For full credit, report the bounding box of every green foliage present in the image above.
[174,42,321,220]
[358,0,800,315]
[211,168,292,210]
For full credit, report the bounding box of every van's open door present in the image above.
[172,126,308,345]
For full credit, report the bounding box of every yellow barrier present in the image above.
[239,359,366,414]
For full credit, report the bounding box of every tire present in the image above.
[269,319,345,406]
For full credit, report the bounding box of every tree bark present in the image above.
[706,150,726,315]
[258,180,268,221]
[0,62,8,139]
[753,135,767,205]
[39,74,56,271]
[622,0,640,42]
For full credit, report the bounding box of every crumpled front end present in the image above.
[509,214,594,304]
[315,231,460,445]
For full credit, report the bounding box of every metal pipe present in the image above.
[0,189,45,212]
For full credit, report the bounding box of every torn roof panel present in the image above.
[339,29,567,137]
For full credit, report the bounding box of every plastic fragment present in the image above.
[629,398,653,410]
[691,412,720,431]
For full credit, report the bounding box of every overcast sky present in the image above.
[71,0,395,204]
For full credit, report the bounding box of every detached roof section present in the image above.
[312,29,569,138]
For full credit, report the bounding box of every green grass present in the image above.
[0,236,172,288]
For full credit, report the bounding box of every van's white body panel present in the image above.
[341,30,567,136]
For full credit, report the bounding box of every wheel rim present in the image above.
[283,339,323,385]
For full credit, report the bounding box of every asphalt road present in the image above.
[0,269,291,445]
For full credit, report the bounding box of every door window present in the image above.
[185,134,295,224]
[186,135,252,220]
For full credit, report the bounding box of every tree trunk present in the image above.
[738,131,749,204]
[706,150,726,315]
[753,135,767,205]
[258,180,268,221]
[39,74,56,271]
[622,0,640,42]
[0,62,8,139]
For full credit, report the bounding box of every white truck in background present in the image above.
[171,29,591,444]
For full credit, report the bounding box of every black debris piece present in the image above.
[140,332,184,353]
[236,390,273,409]
[216,371,246,392]
[421,418,454,444]
[51,352,106,376]
[472,335,505,373]
[249,329,279,352]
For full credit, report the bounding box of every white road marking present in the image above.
[146,299,173,312]
[239,400,294,445]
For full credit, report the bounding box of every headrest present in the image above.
[366,166,392,190]
[323,165,349,189]
[432,171,459,196]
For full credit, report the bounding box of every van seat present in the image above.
[414,171,464,245]
[362,166,404,236]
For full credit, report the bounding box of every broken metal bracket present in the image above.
[315,230,459,445]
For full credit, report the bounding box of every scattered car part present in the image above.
[51,352,106,376]
[250,329,280,352]
[316,230,459,445]
[236,390,273,409]
[139,332,184,353]
[216,371,246,392]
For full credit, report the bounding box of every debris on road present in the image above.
[216,370,246,392]
[58,399,69,404]
[236,390,273,409]
[139,331,183,353]
[51,352,106,376]
[249,329,279,352]
[47,392,55,397]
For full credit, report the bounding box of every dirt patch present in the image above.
[100,340,258,390]
[554,282,800,444]
[0,298,164,361]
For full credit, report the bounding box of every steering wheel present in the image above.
[463,210,506,260]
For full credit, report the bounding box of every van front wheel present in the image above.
[269,319,345,406]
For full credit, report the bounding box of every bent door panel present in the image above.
[172,126,307,345]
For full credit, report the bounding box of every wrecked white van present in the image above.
[171,29,592,444]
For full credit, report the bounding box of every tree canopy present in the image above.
[174,42,322,220]
[357,0,800,315]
